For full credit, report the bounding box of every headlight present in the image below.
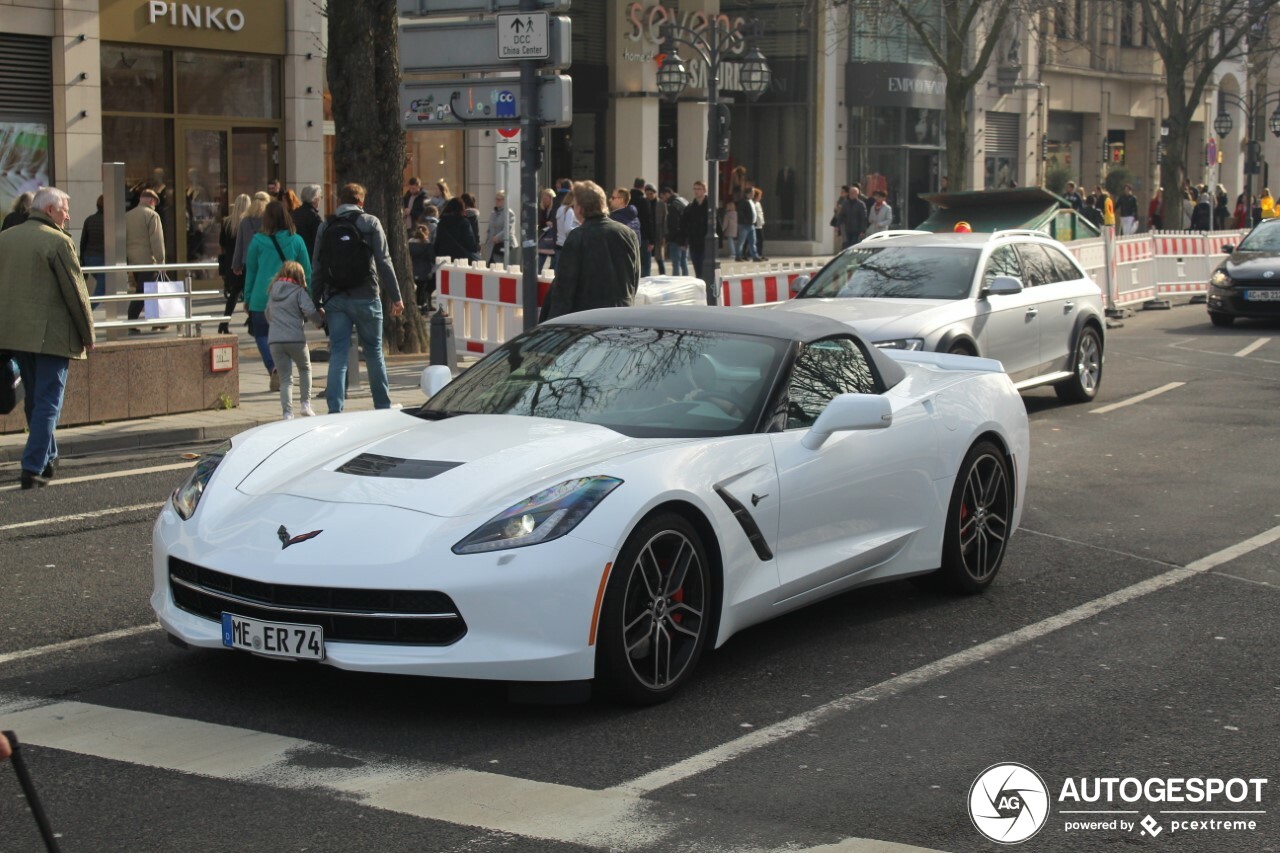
[1210,269,1233,288]
[171,441,230,520]
[873,338,925,351]
[452,476,623,554]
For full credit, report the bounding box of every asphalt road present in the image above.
[1,304,1278,853]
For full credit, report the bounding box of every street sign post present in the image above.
[398,0,568,15]
[401,76,572,130]
[400,17,571,74]
[496,12,549,60]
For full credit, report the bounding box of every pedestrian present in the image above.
[553,185,579,270]
[841,184,869,249]
[2,191,32,231]
[866,190,893,237]
[1101,189,1116,228]
[0,187,95,489]
[720,197,739,260]
[539,180,639,321]
[80,194,106,301]
[460,192,481,245]
[428,180,451,212]
[1148,188,1164,231]
[1118,184,1139,235]
[684,180,711,282]
[433,197,482,261]
[267,177,287,204]
[752,187,767,260]
[1062,181,1084,211]
[1234,192,1249,228]
[537,187,557,272]
[125,188,165,324]
[1190,192,1212,231]
[1081,196,1104,229]
[283,189,302,213]
[1261,188,1276,219]
[608,186,642,244]
[645,183,667,274]
[245,200,311,390]
[734,189,759,261]
[630,178,656,277]
[408,223,436,312]
[403,176,429,231]
[232,191,270,278]
[311,182,404,414]
[265,259,323,419]
[1181,189,1195,229]
[217,193,251,335]
[662,186,690,276]
[484,191,515,264]
[830,185,849,244]
[293,184,324,258]
[422,204,440,245]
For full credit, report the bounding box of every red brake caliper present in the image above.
[670,588,684,624]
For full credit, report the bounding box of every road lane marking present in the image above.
[0,502,163,532]
[1234,337,1271,358]
[0,461,192,492]
[1089,381,1185,414]
[0,624,159,666]
[613,523,1280,795]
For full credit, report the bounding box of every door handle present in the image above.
[1025,307,1038,317]
[1063,301,1075,313]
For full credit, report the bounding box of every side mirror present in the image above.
[985,275,1023,296]
[1221,243,1235,254]
[801,393,892,450]
[789,275,810,297]
[420,364,453,398]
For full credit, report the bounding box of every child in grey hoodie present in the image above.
[264,260,324,419]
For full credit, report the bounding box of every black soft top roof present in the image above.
[544,305,907,389]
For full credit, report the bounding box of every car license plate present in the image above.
[221,613,324,661]
[1244,289,1280,301]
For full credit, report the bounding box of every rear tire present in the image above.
[1208,311,1234,327]
[595,513,712,705]
[939,441,1012,594]
[947,342,975,356]
[1054,326,1103,403]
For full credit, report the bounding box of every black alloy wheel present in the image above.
[596,513,711,705]
[939,441,1012,594]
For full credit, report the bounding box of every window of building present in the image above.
[0,33,53,216]
[850,1,945,65]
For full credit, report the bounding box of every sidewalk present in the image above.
[0,326,438,465]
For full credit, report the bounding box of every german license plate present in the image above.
[221,613,324,661]
[1244,289,1280,301]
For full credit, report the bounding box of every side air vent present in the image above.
[337,454,462,479]
[714,486,774,561]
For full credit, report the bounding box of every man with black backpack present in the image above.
[311,182,404,414]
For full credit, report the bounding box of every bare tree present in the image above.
[325,0,428,353]
[1134,0,1280,216]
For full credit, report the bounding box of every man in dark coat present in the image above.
[840,184,869,249]
[293,184,324,257]
[629,177,655,277]
[541,181,639,321]
[683,180,711,282]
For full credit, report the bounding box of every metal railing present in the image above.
[81,261,230,340]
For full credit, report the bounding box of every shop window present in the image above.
[103,114,176,258]
[176,52,280,119]
[101,46,171,114]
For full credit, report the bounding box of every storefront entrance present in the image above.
[178,123,279,261]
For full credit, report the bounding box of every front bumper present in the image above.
[151,499,617,682]
[1207,283,1280,318]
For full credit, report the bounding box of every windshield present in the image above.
[1236,221,1280,251]
[418,324,789,438]
[798,246,981,300]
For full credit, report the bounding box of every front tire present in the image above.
[939,441,1012,594]
[1054,326,1103,403]
[596,513,712,705]
[1208,311,1234,327]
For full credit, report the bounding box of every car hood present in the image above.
[1225,252,1280,279]
[234,413,684,518]
[767,296,957,339]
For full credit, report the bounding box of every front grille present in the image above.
[169,557,467,645]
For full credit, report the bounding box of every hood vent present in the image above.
[337,453,462,480]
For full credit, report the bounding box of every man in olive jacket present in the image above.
[0,187,95,489]
[540,181,639,321]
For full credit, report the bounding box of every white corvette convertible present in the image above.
[153,306,1029,704]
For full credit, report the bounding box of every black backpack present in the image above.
[320,212,373,292]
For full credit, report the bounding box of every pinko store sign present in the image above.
[99,0,285,55]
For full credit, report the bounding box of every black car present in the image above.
[1207,219,1280,326]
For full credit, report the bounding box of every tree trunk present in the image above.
[1160,70,1192,230]
[944,86,970,189]
[326,0,428,353]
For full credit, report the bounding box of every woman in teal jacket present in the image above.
[245,200,311,384]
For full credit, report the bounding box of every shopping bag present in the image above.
[1,351,20,416]
[143,278,185,320]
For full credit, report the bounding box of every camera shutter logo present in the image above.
[969,763,1050,844]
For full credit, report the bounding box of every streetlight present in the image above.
[1214,89,1280,227]
[658,20,770,305]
